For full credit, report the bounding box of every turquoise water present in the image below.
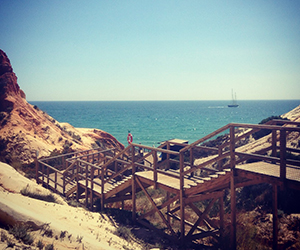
[30,100,300,146]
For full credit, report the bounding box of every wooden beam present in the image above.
[132,146,136,223]
[153,151,158,189]
[219,194,224,249]
[137,219,176,242]
[189,229,219,241]
[166,212,205,233]
[136,176,176,237]
[131,143,180,156]
[104,194,132,203]
[272,130,277,159]
[90,164,94,211]
[179,152,185,241]
[280,130,287,181]
[272,184,278,250]
[185,191,224,204]
[230,172,236,250]
[235,169,282,187]
[186,198,217,238]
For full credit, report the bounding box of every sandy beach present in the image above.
[0,162,143,250]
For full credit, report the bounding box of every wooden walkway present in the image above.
[36,120,300,249]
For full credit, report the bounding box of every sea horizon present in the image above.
[30,100,300,146]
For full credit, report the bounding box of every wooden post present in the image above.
[76,161,79,201]
[114,161,118,174]
[42,164,44,183]
[230,125,236,250]
[218,147,223,169]
[230,172,236,250]
[272,184,278,250]
[219,193,224,249]
[101,165,105,211]
[47,167,49,188]
[190,148,194,177]
[63,172,66,195]
[62,156,65,170]
[230,126,236,170]
[85,164,88,208]
[280,130,286,181]
[272,130,277,158]
[35,151,39,183]
[54,171,57,193]
[179,152,185,242]
[90,164,94,211]
[167,142,170,169]
[167,191,170,225]
[131,145,136,223]
[153,151,158,189]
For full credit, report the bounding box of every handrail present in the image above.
[36,119,300,205]
[131,143,180,155]
[38,160,60,172]
[39,146,106,162]
[66,148,114,162]
[184,151,231,176]
[96,145,131,176]
[181,124,230,152]
[230,122,300,132]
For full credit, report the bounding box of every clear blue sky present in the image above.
[1,1,299,101]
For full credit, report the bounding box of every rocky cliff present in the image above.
[0,49,124,164]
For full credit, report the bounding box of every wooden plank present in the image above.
[185,172,231,196]
[135,174,180,194]
[236,162,300,183]
[184,152,231,176]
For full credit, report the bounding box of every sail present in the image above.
[228,90,239,107]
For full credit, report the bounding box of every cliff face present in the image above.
[0,49,124,164]
[0,50,26,112]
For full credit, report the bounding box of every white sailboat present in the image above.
[228,90,239,107]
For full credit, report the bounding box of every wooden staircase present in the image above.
[36,120,300,249]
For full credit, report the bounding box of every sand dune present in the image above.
[0,162,143,250]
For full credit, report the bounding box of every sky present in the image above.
[0,1,300,101]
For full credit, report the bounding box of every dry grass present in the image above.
[20,184,57,203]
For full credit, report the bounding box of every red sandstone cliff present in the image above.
[0,49,124,164]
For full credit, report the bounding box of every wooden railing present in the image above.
[36,120,300,208]
[36,147,118,195]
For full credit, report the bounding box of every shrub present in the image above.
[20,185,56,203]
[0,231,8,242]
[76,235,83,243]
[114,226,132,241]
[6,239,15,248]
[36,239,44,250]
[45,243,54,250]
[253,116,289,140]
[9,224,34,245]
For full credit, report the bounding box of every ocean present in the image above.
[30,100,300,147]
